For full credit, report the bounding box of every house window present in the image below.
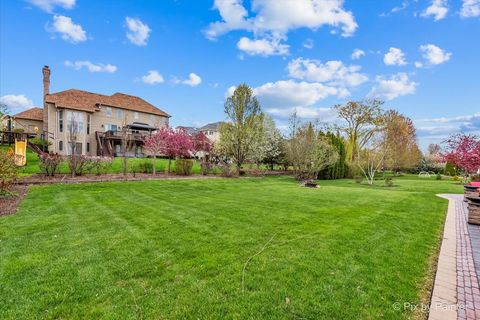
[68,142,82,155]
[106,107,112,117]
[67,111,84,134]
[104,124,118,132]
[58,110,64,133]
[133,111,139,119]
[149,114,155,124]
[87,114,91,135]
[117,109,124,119]
[59,140,63,151]
[86,142,90,153]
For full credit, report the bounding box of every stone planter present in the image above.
[464,185,479,202]
[466,196,480,225]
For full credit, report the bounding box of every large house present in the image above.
[176,122,223,144]
[13,66,170,157]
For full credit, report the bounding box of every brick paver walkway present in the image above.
[429,195,480,320]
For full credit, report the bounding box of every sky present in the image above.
[0,0,479,149]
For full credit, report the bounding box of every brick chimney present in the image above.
[42,65,50,133]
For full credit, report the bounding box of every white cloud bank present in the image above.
[351,49,365,60]
[49,15,87,43]
[420,44,451,65]
[141,70,164,85]
[205,0,357,56]
[65,60,117,73]
[0,94,34,114]
[369,73,417,100]
[237,37,289,56]
[125,17,151,46]
[421,0,449,21]
[460,0,480,17]
[383,47,407,66]
[182,73,202,87]
[28,0,75,13]
[287,58,368,88]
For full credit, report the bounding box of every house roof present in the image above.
[199,122,224,131]
[13,107,43,121]
[176,126,199,135]
[45,89,170,117]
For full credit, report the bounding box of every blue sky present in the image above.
[0,0,479,149]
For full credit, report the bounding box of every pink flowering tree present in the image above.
[443,133,480,181]
[144,129,166,175]
[191,132,212,158]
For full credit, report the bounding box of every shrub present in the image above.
[136,161,154,174]
[87,156,113,175]
[29,137,51,152]
[39,153,63,176]
[436,173,442,180]
[384,177,394,187]
[354,175,363,184]
[453,175,460,181]
[200,159,214,175]
[218,163,237,177]
[175,159,194,176]
[0,150,18,194]
[68,155,90,176]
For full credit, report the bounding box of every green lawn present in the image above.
[0,176,462,319]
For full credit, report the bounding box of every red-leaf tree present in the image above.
[443,133,480,180]
[191,132,212,158]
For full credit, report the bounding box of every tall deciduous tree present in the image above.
[286,118,339,181]
[356,131,386,185]
[335,100,384,164]
[382,110,422,173]
[218,84,264,173]
[261,115,283,170]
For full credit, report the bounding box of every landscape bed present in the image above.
[0,176,462,319]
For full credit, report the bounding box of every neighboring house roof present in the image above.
[45,89,170,117]
[199,122,224,131]
[13,107,43,121]
[176,126,198,135]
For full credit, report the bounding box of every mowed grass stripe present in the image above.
[0,176,462,319]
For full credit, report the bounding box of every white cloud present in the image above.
[64,60,117,73]
[414,61,424,68]
[380,1,410,16]
[141,70,164,85]
[287,58,368,87]
[253,80,341,108]
[49,15,87,43]
[383,47,407,66]
[421,0,449,21]
[0,94,34,114]
[237,37,289,56]
[369,73,417,100]
[415,112,480,138]
[351,48,365,60]
[420,44,451,65]
[460,0,480,17]
[125,17,151,46]
[182,73,202,87]
[28,0,75,13]
[303,38,314,49]
[267,106,337,120]
[205,0,358,53]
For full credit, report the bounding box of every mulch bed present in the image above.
[0,184,28,216]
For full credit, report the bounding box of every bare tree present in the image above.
[355,132,386,185]
[120,115,135,177]
[67,111,86,177]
